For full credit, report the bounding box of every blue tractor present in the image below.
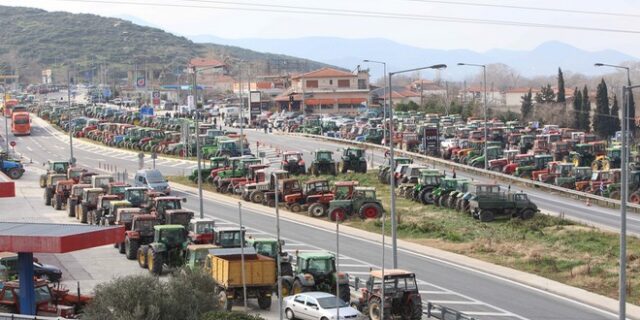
[0,153,24,179]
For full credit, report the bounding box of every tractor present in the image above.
[51,179,75,210]
[502,154,534,175]
[350,269,422,320]
[189,156,228,183]
[338,147,367,173]
[107,182,130,199]
[592,146,622,171]
[39,161,70,188]
[212,226,246,248]
[284,179,336,217]
[468,145,503,168]
[100,200,133,225]
[515,154,553,179]
[0,279,92,317]
[569,144,596,167]
[263,178,302,207]
[378,157,412,184]
[574,167,594,192]
[77,188,105,224]
[281,151,306,175]
[43,174,67,206]
[124,214,159,260]
[213,157,262,193]
[66,167,86,183]
[446,180,471,209]
[113,207,148,253]
[396,165,430,199]
[188,218,216,244]
[246,237,295,294]
[67,184,91,217]
[123,186,148,208]
[308,150,336,176]
[412,169,444,204]
[241,169,290,204]
[327,187,383,221]
[137,225,189,275]
[289,251,350,304]
[432,178,467,207]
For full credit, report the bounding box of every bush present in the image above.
[83,268,221,320]
[200,311,266,320]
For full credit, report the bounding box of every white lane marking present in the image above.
[26,146,33,151]
[419,291,450,294]
[429,300,481,305]
[461,311,514,316]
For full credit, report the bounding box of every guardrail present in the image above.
[286,132,640,214]
[426,302,479,320]
[0,314,63,320]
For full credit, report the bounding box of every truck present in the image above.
[204,247,275,311]
[469,185,539,222]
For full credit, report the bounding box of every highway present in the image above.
[0,115,629,319]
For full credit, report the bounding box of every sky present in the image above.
[3,0,640,55]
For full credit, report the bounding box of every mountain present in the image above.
[189,35,638,79]
[0,6,333,83]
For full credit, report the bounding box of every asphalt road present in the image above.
[0,114,628,320]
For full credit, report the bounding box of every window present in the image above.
[306,80,318,88]
[1,289,13,302]
[338,104,352,109]
[358,79,367,89]
[338,79,350,88]
[294,295,306,304]
[329,80,333,85]
[306,298,318,308]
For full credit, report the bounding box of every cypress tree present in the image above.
[610,95,621,135]
[572,87,582,129]
[582,86,591,131]
[629,91,637,138]
[521,89,533,121]
[557,68,566,103]
[593,79,610,138]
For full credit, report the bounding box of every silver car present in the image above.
[284,292,362,320]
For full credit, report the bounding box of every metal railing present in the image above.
[0,314,63,320]
[426,302,479,320]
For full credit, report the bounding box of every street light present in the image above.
[458,63,488,170]
[363,60,388,144]
[595,62,632,320]
[67,67,75,165]
[191,64,225,219]
[388,64,447,268]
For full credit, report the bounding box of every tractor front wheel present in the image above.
[125,238,139,260]
[137,246,149,269]
[250,191,265,203]
[118,242,126,254]
[519,209,535,220]
[367,297,385,320]
[359,203,382,219]
[291,279,311,295]
[54,195,63,210]
[420,188,434,205]
[148,249,163,275]
[308,203,326,217]
[67,199,76,217]
[289,203,302,213]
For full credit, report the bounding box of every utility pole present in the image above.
[191,65,204,219]
[274,174,284,320]
[2,81,8,153]
[458,63,488,169]
[67,68,74,165]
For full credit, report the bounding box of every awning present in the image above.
[337,98,367,104]
[305,98,336,105]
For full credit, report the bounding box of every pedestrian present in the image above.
[452,168,456,178]
[213,117,217,126]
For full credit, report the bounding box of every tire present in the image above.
[329,208,346,222]
[419,188,434,204]
[54,195,63,210]
[408,297,423,320]
[340,162,347,174]
[433,195,441,207]
[279,277,293,297]
[291,279,311,295]
[368,297,384,320]
[447,196,457,209]
[125,238,139,260]
[289,203,302,213]
[438,194,449,208]
[281,262,294,277]
[44,188,52,206]
[257,292,272,310]
[630,192,640,204]
[285,308,296,320]
[479,210,495,222]
[217,290,232,312]
[519,209,535,220]
[67,199,76,217]
[360,162,368,174]
[118,242,126,254]
[311,165,318,176]
[338,283,350,303]
[137,246,149,269]
[149,249,163,275]
[308,203,326,217]
[250,191,264,203]
[7,168,22,179]
[39,175,46,188]
[358,203,382,219]
[609,191,621,200]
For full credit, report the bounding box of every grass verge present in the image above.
[169,171,640,305]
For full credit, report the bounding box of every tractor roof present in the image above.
[190,218,214,223]
[247,237,277,243]
[111,200,132,206]
[110,182,129,187]
[305,179,328,184]
[86,188,105,193]
[50,174,67,178]
[71,184,91,190]
[370,269,415,279]
[315,149,332,153]
[125,187,148,191]
[346,147,364,151]
[297,251,335,260]
[355,187,375,191]
[116,208,145,214]
[215,226,245,232]
[284,151,303,155]
[155,196,183,201]
[154,224,185,231]
[133,215,157,221]
[334,181,359,187]
[187,244,219,251]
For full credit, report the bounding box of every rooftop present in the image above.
[292,67,356,79]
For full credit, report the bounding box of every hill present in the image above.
[0,6,333,84]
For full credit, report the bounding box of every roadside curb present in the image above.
[170,180,640,320]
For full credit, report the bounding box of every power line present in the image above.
[47,0,640,34]
[402,0,640,19]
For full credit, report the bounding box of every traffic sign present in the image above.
[9,141,15,147]
[152,91,160,106]
[136,77,146,88]
[138,152,145,159]
[151,152,157,160]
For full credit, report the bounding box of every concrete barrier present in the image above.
[0,171,15,198]
[285,132,640,214]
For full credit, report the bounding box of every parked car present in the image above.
[134,169,170,195]
[283,292,362,320]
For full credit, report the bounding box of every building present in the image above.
[275,67,370,115]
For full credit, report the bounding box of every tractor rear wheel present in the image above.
[125,238,139,260]
[359,203,382,219]
[118,242,126,254]
[279,277,293,296]
[630,192,640,204]
[479,210,495,222]
[308,203,326,217]
[329,208,346,222]
[438,194,449,207]
[447,196,457,209]
[54,195,63,210]
[149,249,163,275]
[7,168,22,179]
[257,292,272,310]
[338,284,350,303]
[367,297,385,320]
[137,246,149,269]
[330,164,337,176]
[340,162,347,174]
[39,175,46,188]
[407,297,423,320]
[291,279,311,295]
[289,203,302,213]
[44,188,52,206]
[250,191,265,203]
[420,188,434,204]
[67,199,76,217]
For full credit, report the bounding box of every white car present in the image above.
[284,292,362,320]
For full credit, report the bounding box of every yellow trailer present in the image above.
[205,247,276,311]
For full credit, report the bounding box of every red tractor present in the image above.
[284,179,336,216]
[0,279,92,317]
[281,151,306,175]
[487,149,519,172]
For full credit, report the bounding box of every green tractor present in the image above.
[412,169,443,204]
[432,178,468,207]
[302,119,322,135]
[39,161,70,188]
[445,180,471,209]
[213,157,262,192]
[569,144,596,167]
[308,150,336,176]
[289,251,350,304]
[338,147,367,173]
[246,237,294,295]
[514,154,553,179]
[592,146,622,171]
[137,225,189,275]
[364,128,384,144]
[189,156,228,183]
[377,157,412,184]
[327,187,383,221]
[468,146,503,168]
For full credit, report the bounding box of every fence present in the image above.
[0,314,63,320]
[97,162,129,183]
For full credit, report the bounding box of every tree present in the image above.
[84,269,221,320]
[535,84,556,103]
[629,91,637,139]
[582,86,591,131]
[557,68,566,103]
[572,87,582,129]
[610,94,621,135]
[592,79,610,139]
[201,311,265,320]
[520,89,534,121]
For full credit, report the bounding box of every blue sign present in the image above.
[140,105,154,117]
[102,88,112,98]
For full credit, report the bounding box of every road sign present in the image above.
[152,91,160,106]
[136,77,146,88]
[151,152,157,160]
[9,141,15,147]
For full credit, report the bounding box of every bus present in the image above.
[11,112,31,136]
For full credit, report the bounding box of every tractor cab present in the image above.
[91,175,115,192]
[67,167,86,183]
[352,269,421,320]
[213,227,246,248]
[304,179,331,196]
[124,187,148,207]
[296,251,336,276]
[107,182,130,199]
[188,218,215,244]
[185,244,219,269]
[418,169,442,186]
[333,181,359,200]
[150,196,186,217]
[48,161,70,174]
[163,209,195,228]
[281,151,306,175]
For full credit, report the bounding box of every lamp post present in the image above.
[388,64,447,268]
[458,63,488,170]
[595,62,632,320]
[191,64,224,219]
[363,60,387,144]
[67,68,75,165]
